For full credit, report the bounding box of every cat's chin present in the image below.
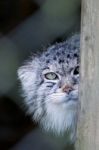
[37,92,79,143]
[40,100,78,143]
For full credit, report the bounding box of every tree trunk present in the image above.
[76,0,99,150]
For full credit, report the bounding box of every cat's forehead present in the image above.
[41,34,80,61]
[44,46,79,63]
[39,34,80,73]
[42,55,78,75]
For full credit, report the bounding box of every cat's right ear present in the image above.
[17,64,35,86]
[18,65,27,81]
[18,58,36,82]
[17,59,38,92]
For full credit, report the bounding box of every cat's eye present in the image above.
[44,72,59,80]
[73,66,79,75]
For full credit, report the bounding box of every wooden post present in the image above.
[76,0,99,150]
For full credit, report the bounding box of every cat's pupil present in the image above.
[73,66,79,75]
[45,72,58,80]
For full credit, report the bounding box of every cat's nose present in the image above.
[62,84,73,93]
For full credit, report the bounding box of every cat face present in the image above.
[18,34,80,142]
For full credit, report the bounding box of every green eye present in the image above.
[44,72,59,80]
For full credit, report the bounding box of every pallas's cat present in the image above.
[18,34,80,143]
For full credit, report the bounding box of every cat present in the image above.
[18,33,80,144]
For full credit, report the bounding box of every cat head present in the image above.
[18,34,80,142]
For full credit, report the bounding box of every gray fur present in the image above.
[18,33,80,143]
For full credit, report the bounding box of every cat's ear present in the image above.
[18,65,30,82]
[18,58,38,81]
[17,62,37,91]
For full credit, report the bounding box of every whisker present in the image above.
[27,98,51,111]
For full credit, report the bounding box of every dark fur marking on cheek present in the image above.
[38,79,44,86]
[46,82,55,87]
[46,85,54,88]
[40,95,47,120]
[46,81,56,85]
[33,87,46,120]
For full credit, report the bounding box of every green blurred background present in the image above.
[0,0,80,149]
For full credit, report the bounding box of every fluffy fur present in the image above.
[18,33,80,143]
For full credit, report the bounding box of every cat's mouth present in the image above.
[60,96,78,104]
[67,91,78,102]
[48,91,78,104]
[66,97,78,102]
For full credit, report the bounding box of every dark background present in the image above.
[0,0,80,149]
